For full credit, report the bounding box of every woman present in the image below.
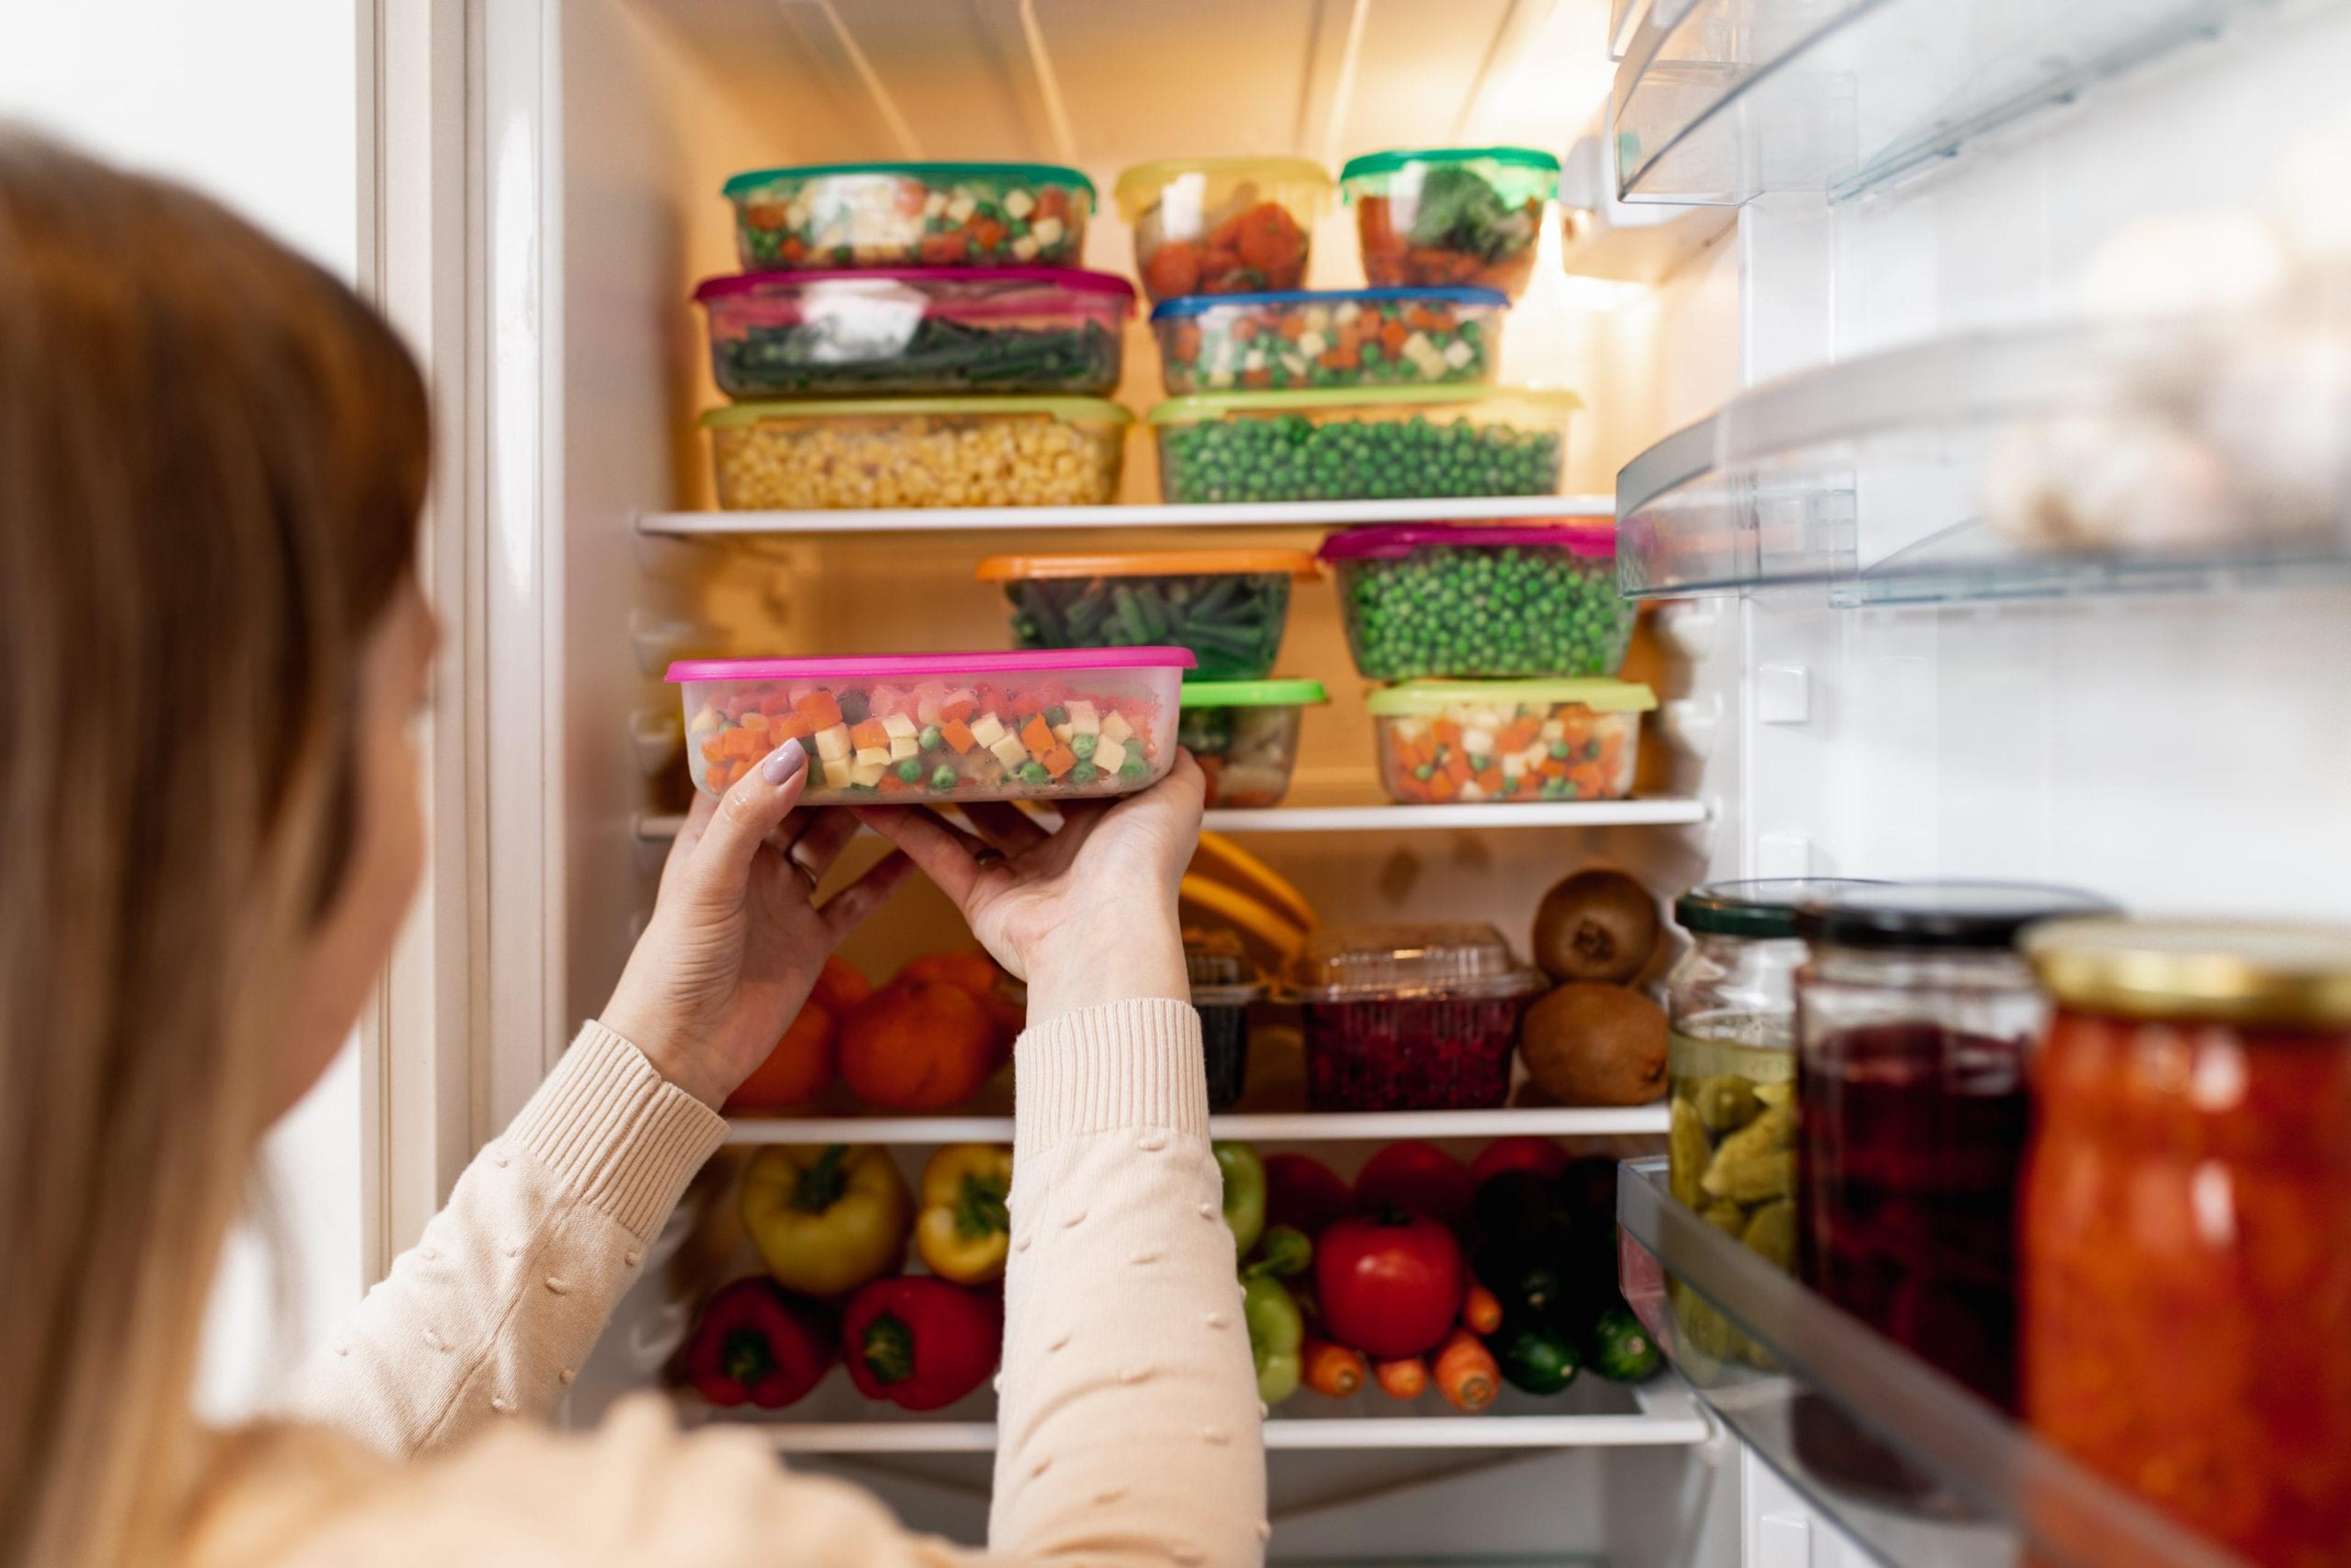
[0,133,1262,1568]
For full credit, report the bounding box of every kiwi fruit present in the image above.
[1532,869,1660,984]
[1518,982,1670,1106]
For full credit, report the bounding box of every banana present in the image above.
[1188,832,1318,931]
[1180,874,1308,968]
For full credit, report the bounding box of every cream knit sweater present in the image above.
[182,999,1265,1568]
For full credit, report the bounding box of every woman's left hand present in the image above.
[602,738,912,1108]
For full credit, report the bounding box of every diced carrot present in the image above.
[795,691,842,729]
[1039,744,1076,779]
[770,713,811,741]
[1570,763,1603,796]
[1242,369,1270,389]
[1277,314,1305,340]
[724,727,765,761]
[1442,753,1472,784]
[700,737,726,762]
[970,219,1005,251]
[941,719,976,754]
[1230,318,1258,342]
[1432,719,1463,748]
[779,235,806,264]
[1020,715,1056,756]
[850,718,890,751]
[740,710,771,733]
[1498,719,1537,753]
[1037,185,1069,220]
[942,694,977,722]
[877,772,913,793]
[1321,346,1360,370]
[1475,767,1504,793]
[1599,732,1625,766]
[1379,318,1408,354]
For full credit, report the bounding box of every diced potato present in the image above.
[1003,188,1035,219]
[947,194,977,223]
[1463,727,1496,756]
[1092,735,1128,773]
[1051,722,1074,743]
[988,733,1029,771]
[889,737,918,762]
[814,724,852,762]
[1011,235,1039,261]
[1540,719,1566,741]
[1442,339,1475,370]
[1459,781,1487,803]
[969,713,1008,749]
[1333,301,1359,324]
[1031,216,1063,246]
[881,713,918,741]
[853,746,890,773]
[689,705,722,735]
[1297,330,1327,357]
[1066,700,1100,735]
[1501,752,1526,780]
[1101,711,1133,742]
[849,757,888,789]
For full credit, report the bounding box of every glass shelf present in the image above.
[1612,321,2351,605]
[1614,1158,2254,1568]
[1611,0,2271,204]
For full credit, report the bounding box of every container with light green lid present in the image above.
[1177,680,1329,811]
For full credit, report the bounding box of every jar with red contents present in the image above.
[2020,919,2351,1567]
[1790,881,2113,1502]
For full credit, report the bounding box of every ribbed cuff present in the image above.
[1013,996,1207,1165]
[506,1021,730,1238]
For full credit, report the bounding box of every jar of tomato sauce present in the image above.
[2022,918,2351,1567]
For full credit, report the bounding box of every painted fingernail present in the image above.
[761,738,806,785]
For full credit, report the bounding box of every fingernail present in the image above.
[760,738,806,785]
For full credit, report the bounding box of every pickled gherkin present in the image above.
[1700,1101,1795,1204]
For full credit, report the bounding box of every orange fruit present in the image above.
[900,951,1024,1060]
[724,1002,836,1112]
[810,955,874,1017]
[837,980,998,1111]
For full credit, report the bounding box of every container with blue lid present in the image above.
[1148,285,1510,395]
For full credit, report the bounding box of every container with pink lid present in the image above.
[1318,519,1632,681]
[669,648,1194,804]
[693,267,1136,399]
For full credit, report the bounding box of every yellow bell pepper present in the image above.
[913,1143,1014,1285]
[740,1143,912,1297]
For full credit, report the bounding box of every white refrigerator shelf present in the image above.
[636,800,1706,844]
[724,1106,1672,1146]
[637,495,1614,537]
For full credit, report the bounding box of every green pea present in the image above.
[896,758,924,783]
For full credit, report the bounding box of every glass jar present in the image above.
[2021,920,2351,1568]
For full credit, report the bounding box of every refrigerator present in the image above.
[359,1,2351,1563]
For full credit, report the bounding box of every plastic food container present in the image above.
[669,648,1194,803]
[700,397,1130,510]
[724,162,1093,272]
[975,549,1317,681]
[1283,923,1545,1111]
[1149,386,1578,504]
[1113,157,1334,302]
[1186,928,1267,1109]
[1178,679,1327,809]
[1367,679,1652,805]
[1340,147,1561,300]
[694,268,1134,399]
[1150,287,1509,396]
[1321,520,1631,680]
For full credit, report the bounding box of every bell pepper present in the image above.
[1242,1223,1313,1406]
[675,1276,836,1410]
[914,1142,1013,1285]
[740,1143,912,1297]
[1214,1140,1267,1258]
[842,1275,1002,1411]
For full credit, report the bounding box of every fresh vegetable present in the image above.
[1370,682,1648,807]
[1373,1356,1430,1400]
[1301,1335,1369,1398]
[841,1275,1002,1411]
[913,1143,1014,1285]
[1153,288,1506,395]
[1352,1142,1475,1234]
[1460,1282,1504,1336]
[739,1143,913,1297]
[1532,870,1661,985]
[1520,983,1670,1106]
[1215,1141,1268,1258]
[724,1001,838,1112]
[1351,160,1548,296]
[702,399,1129,512]
[1264,1154,1353,1237]
[1469,1138,1570,1189]
[1314,1210,1468,1359]
[1250,1223,1314,1280]
[1323,526,1632,682]
[675,1277,837,1409]
[1244,1275,1306,1406]
[983,555,1310,683]
[1584,1305,1663,1384]
[727,162,1092,271]
[838,980,1000,1111]
[1475,1237,1579,1329]
[1488,1318,1579,1395]
[1156,405,1564,505]
[1432,1328,1502,1411]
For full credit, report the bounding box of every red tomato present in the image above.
[1314,1211,1466,1359]
[1469,1136,1570,1188]
[1353,1141,1475,1233]
[1265,1154,1352,1237]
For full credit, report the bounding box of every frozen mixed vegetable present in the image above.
[1342,148,1560,300]
[700,397,1128,510]
[1149,386,1577,505]
[1176,679,1325,811]
[1320,521,1632,680]
[976,549,1313,681]
[1368,679,1652,806]
[725,161,1092,271]
[1114,157,1332,301]
[1151,287,1507,395]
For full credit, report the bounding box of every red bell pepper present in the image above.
[1353,1141,1475,1234]
[842,1276,1002,1411]
[677,1276,836,1409]
[1265,1153,1353,1237]
[1469,1136,1570,1188]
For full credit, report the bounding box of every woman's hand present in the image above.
[853,752,1205,1021]
[602,738,912,1109]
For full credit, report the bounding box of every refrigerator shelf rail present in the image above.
[636,801,1708,844]
[637,495,1615,537]
[723,1106,1673,1146]
[1616,1158,2256,1568]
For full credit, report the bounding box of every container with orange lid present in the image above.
[2019,918,2351,1567]
[975,547,1318,681]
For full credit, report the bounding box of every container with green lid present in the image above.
[1177,678,1327,809]
[722,161,1095,272]
[1340,147,1561,300]
[1365,677,1650,805]
[1147,385,1578,504]
[699,396,1130,511]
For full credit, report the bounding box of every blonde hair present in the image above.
[0,133,429,1567]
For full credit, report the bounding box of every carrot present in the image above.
[1039,744,1076,779]
[1433,1330,1499,1412]
[1474,766,1504,795]
[1431,719,1463,748]
[1301,1337,1367,1399]
[1019,714,1056,756]
[1461,1284,1504,1336]
[795,691,843,729]
[941,693,977,722]
[940,719,976,754]
[1373,1357,1428,1400]
[1379,318,1408,355]
[850,719,890,751]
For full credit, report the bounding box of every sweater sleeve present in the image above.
[988,998,1269,1568]
[276,1021,727,1457]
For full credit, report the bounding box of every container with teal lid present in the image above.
[1340,146,1561,299]
[1177,678,1329,809]
[723,160,1095,272]
[1365,677,1651,805]
[700,396,1129,510]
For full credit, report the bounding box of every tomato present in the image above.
[1265,1153,1352,1237]
[1353,1141,1474,1234]
[1469,1137,1570,1189]
[1314,1211,1466,1359]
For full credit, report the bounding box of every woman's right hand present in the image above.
[852,752,1205,1019]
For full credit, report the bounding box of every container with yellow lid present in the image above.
[975,547,1318,681]
[1113,156,1335,302]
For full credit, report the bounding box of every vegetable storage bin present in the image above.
[694,268,1134,399]
[1340,146,1560,300]
[1150,287,1509,395]
[1112,156,1334,302]
[1367,678,1653,805]
[700,397,1130,510]
[973,549,1317,681]
[669,648,1194,803]
[724,161,1093,271]
[1282,923,1545,1111]
[1148,386,1578,504]
[1185,927,1267,1109]
[1177,679,1327,809]
[1320,520,1632,680]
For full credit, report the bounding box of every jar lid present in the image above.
[975,549,1319,582]
[2025,918,2351,1028]
[1179,679,1329,709]
[1281,922,1545,1002]
[1675,879,1891,940]
[1793,881,2118,951]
